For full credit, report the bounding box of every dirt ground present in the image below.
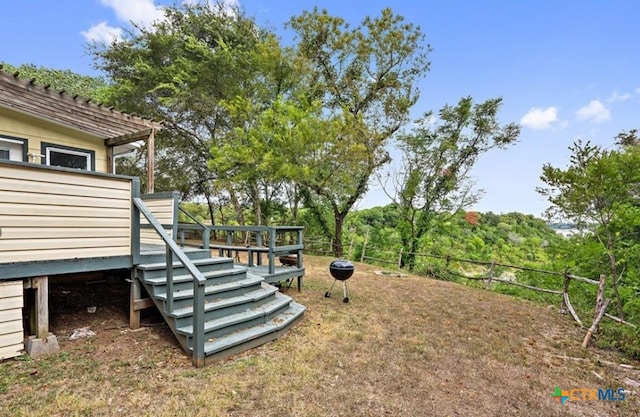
[47,275,178,353]
[1,255,639,416]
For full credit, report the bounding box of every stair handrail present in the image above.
[178,206,210,249]
[133,197,206,367]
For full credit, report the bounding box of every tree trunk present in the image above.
[251,182,262,226]
[606,239,625,320]
[288,183,300,223]
[228,187,245,226]
[402,237,419,272]
[333,212,345,258]
[204,190,217,240]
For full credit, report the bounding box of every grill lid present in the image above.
[329,259,354,270]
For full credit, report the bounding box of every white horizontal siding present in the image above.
[0,280,23,360]
[0,164,132,264]
[140,197,176,246]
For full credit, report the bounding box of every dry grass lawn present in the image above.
[1,255,638,416]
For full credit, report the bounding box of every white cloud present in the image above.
[575,100,610,123]
[520,107,558,130]
[81,21,123,43]
[605,90,632,103]
[99,0,166,28]
[83,0,166,43]
[636,87,640,95]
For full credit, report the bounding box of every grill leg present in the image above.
[325,279,337,298]
[342,281,349,303]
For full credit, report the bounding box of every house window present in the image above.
[0,136,27,162]
[41,142,95,171]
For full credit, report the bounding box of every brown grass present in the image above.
[1,255,638,416]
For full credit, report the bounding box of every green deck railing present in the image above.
[132,190,206,367]
[176,213,304,275]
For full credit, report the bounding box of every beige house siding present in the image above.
[140,197,176,246]
[0,280,24,360]
[0,163,132,264]
[0,107,108,172]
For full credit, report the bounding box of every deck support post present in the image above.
[129,272,155,329]
[31,276,49,339]
[130,272,142,329]
[25,276,59,358]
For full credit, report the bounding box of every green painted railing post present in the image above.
[171,192,179,242]
[165,245,173,313]
[192,279,205,367]
[298,229,305,268]
[268,228,276,274]
[133,198,207,368]
[131,178,141,265]
[202,227,210,250]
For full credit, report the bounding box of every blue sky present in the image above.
[1,1,639,217]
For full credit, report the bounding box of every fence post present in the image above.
[586,273,608,334]
[562,271,582,326]
[347,234,355,259]
[582,298,610,348]
[360,227,369,263]
[595,274,606,320]
[485,260,495,289]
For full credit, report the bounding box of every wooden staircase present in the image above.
[134,249,305,364]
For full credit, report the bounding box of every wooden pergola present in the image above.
[0,70,162,192]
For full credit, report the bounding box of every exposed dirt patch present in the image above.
[39,274,191,372]
[1,255,638,416]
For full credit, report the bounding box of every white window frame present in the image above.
[0,137,26,162]
[45,146,93,170]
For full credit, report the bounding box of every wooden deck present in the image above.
[245,264,304,291]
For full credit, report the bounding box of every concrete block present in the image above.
[25,334,59,359]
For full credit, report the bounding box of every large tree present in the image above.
[390,96,520,270]
[282,7,431,256]
[208,38,301,225]
[538,139,640,319]
[91,2,276,223]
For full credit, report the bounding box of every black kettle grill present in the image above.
[325,259,354,303]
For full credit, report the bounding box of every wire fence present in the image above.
[303,237,637,339]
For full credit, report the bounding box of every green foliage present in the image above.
[394,96,520,270]
[92,2,278,223]
[335,206,562,272]
[539,139,640,319]
[331,200,639,357]
[280,7,431,256]
[0,62,107,100]
[598,323,640,359]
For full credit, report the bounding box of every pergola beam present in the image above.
[105,128,154,146]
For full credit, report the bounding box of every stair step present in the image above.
[201,301,306,357]
[153,272,262,301]
[142,265,248,287]
[177,292,293,336]
[132,243,307,364]
[170,284,278,318]
[136,257,237,280]
[137,256,233,272]
[139,247,212,263]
